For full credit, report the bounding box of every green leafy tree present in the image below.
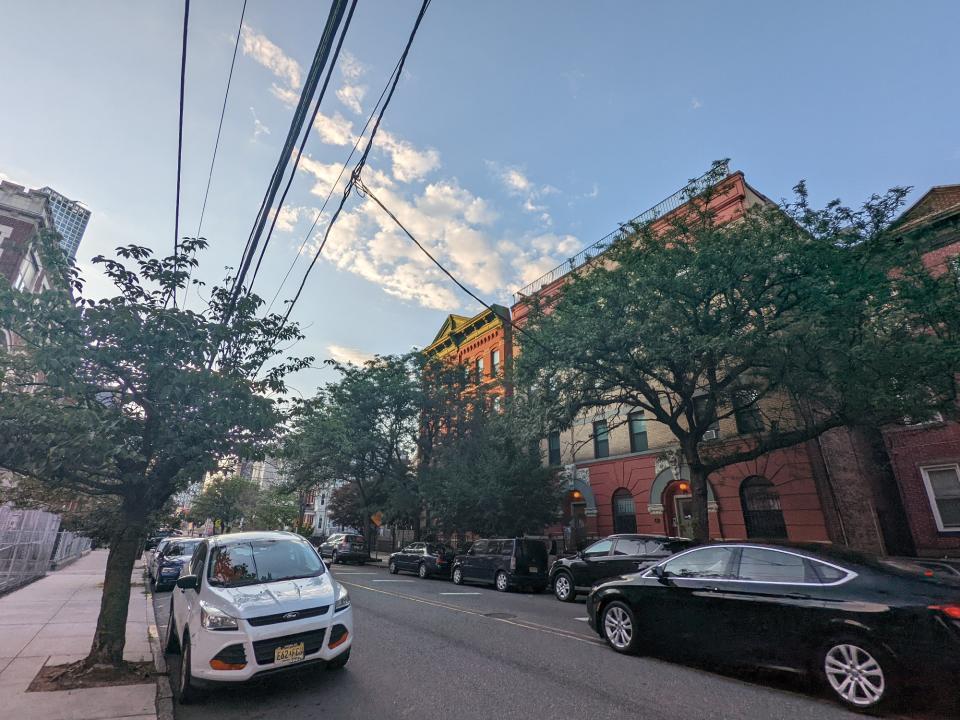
[0,233,307,670]
[517,177,955,541]
[420,398,561,537]
[188,474,258,530]
[247,487,299,531]
[284,355,419,545]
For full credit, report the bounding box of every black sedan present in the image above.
[549,534,693,602]
[388,542,456,578]
[586,542,960,713]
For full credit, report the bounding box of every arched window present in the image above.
[612,488,637,534]
[739,476,787,539]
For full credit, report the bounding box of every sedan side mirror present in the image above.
[176,574,199,591]
[652,565,671,584]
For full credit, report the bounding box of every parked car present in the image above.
[890,556,960,577]
[451,538,549,592]
[318,533,368,564]
[550,534,694,602]
[388,542,456,578]
[586,542,960,713]
[148,538,173,581]
[164,531,353,703]
[152,538,203,591]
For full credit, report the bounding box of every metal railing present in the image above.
[0,506,91,593]
[513,161,730,302]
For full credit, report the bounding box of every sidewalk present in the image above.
[0,550,156,719]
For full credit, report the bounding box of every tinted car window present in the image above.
[737,548,811,583]
[662,547,736,579]
[500,541,513,556]
[584,539,613,557]
[810,560,849,583]
[519,539,548,564]
[613,538,646,556]
[471,540,488,554]
[486,541,501,555]
[209,539,325,587]
[164,540,201,558]
[189,544,207,576]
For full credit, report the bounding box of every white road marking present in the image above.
[372,579,414,583]
[574,617,589,622]
[334,572,378,575]
[439,592,482,595]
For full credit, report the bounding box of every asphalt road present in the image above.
[151,563,949,720]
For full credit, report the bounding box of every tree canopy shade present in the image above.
[516,179,958,541]
[0,234,308,669]
[188,474,258,530]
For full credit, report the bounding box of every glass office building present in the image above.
[38,187,90,261]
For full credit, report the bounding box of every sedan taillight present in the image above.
[929,604,960,619]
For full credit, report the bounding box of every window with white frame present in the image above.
[921,465,960,531]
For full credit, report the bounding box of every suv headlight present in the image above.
[334,583,350,611]
[200,601,238,631]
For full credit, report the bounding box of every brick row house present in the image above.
[418,168,958,559]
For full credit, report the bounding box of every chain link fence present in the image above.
[0,505,91,593]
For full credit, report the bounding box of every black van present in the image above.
[451,538,549,592]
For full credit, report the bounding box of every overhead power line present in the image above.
[182,0,248,308]
[173,0,191,307]
[277,0,432,330]
[220,0,352,333]
[247,0,359,294]
[265,52,409,315]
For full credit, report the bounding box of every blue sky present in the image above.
[3,1,959,395]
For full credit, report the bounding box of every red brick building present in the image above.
[880,185,960,558]
[512,167,894,553]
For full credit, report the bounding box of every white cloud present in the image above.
[336,84,367,114]
[313,111,354,146]
[250,107,270,139]
[691,97,703,110]
[339,51,366,81]
[488,161,558,225]
[327,344,375,365]
[377,130,440,182]
[241,25,302,90]
[270,84,300,107]
[269,205,318,233]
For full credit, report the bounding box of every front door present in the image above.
[673,495,695,538]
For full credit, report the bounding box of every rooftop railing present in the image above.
[513,161,730,302]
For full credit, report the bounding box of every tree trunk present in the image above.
[688,465,711,543]
[86,523,141,667]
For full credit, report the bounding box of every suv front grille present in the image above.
[246,605,329,627]
[253,629,327,665]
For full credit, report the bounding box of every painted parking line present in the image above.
[339,579,605,647]
[439,592,482,595]
[372,579,414,583]
[574,617,590,622]
[334,572,378,575]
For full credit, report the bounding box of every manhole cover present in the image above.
[483,612,516,620]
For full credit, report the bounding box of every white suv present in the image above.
[163,531,353,703]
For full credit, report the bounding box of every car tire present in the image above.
[818,636,896,714]
[176,636,202,704]
[327,647,350,670]
[164,605,180,655]
[452,566,464,585]
[601,601,641,654]
[553,572,576,602]
[389,560,398,574]
[418,562,428,579]
[495,571,509,592]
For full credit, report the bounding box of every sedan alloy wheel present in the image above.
[418,562,428,579]
[822,641,888,711]
[495,571,509,592]
[602,601,638,653]
[452,566,463,585]
[553,573,574,602]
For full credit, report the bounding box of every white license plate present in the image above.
[529,566,538,573]
[274,642,305,665]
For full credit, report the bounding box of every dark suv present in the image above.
[318,533,368,564]
[451,538,549,592]
[549,534,693,602]
[389,542,456,578]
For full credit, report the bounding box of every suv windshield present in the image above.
[208,539,325,587]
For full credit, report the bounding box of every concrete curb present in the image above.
[143,569,175,720]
